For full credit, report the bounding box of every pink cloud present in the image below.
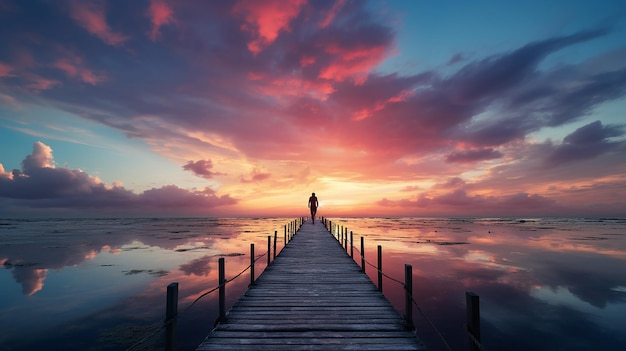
[233,0,306,55]
[254,75,335,101]
[68,0,128,46]
[300,56,316,67]
[79,69,106,84]
[53,57,106,85]
[240,168,270,183]
[54,59,79,76]
[351,89,414,120]
[0,62,14,77]
[319,0,346,28]
[148,0,175,41]
[319,45,390,82]
[24,74,60,92]
[0,93,18,108]
[379,190,559,216]
[139,185,236,209]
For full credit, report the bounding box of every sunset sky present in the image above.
[1,0,625,217]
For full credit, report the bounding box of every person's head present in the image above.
[312,192,315,196]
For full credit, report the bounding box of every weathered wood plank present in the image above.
[196,220,426,351]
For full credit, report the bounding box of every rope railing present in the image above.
[186,250,268,313]
[124,251,269,351]
[323,218,489,351]
[465,324,488,351]
[125,217,304,351]
[409,293,454,351]
[351,243,406,286]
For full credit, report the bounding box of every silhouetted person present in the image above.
[308,192,318,223]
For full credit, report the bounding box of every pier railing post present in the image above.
[350,231,354,258]
[344,228,348,251]
[466,292,481,351]
[360,236,365,273]
[404,264,414,330]
[377,245,383,292]
[273,230,277,259]
[218,258,226,324]
[267,236,271,266]
[165,282,178,351]
[250,244,255,286]
[284,225,287,245]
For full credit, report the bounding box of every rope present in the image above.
[125,250,273,351]
[464,324,488,351]
[183,250,269,314]
[343,234,405,286]
[410,294,454,351]
[125,217,305,351]
[124,322,166,351]
[330,220,455,351]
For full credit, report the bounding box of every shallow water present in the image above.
[1,217,625,351]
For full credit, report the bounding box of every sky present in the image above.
[1,0,625,218]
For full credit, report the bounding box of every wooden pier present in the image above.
[196,220,426,351]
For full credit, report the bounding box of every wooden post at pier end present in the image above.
[360,236,365,273]
[218,258,226,324]
[250,244,255,286]
[165,282,178,351]
[340,229,344,248]
[350,231,354,258]
[267,236,271,266]
[378,245,383,292]
[404,264,414,330]
[466,292,481,351]
[273,230,277,260]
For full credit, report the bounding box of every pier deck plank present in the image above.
[196,221,425,351]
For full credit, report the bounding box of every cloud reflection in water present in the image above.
[0,217,625,350]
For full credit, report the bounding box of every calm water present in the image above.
[1,217,625,351]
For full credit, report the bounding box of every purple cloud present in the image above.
[183,159,225,179]
[179,255,212,277]
[379,190,558,216]
[445,148,503,163]
[0,142,237,214]
[0,1,624,217]
[547,120,624,165]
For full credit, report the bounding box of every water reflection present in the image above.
[0,218,287,350]
[1,217,625,350]
[334,217,626,351]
